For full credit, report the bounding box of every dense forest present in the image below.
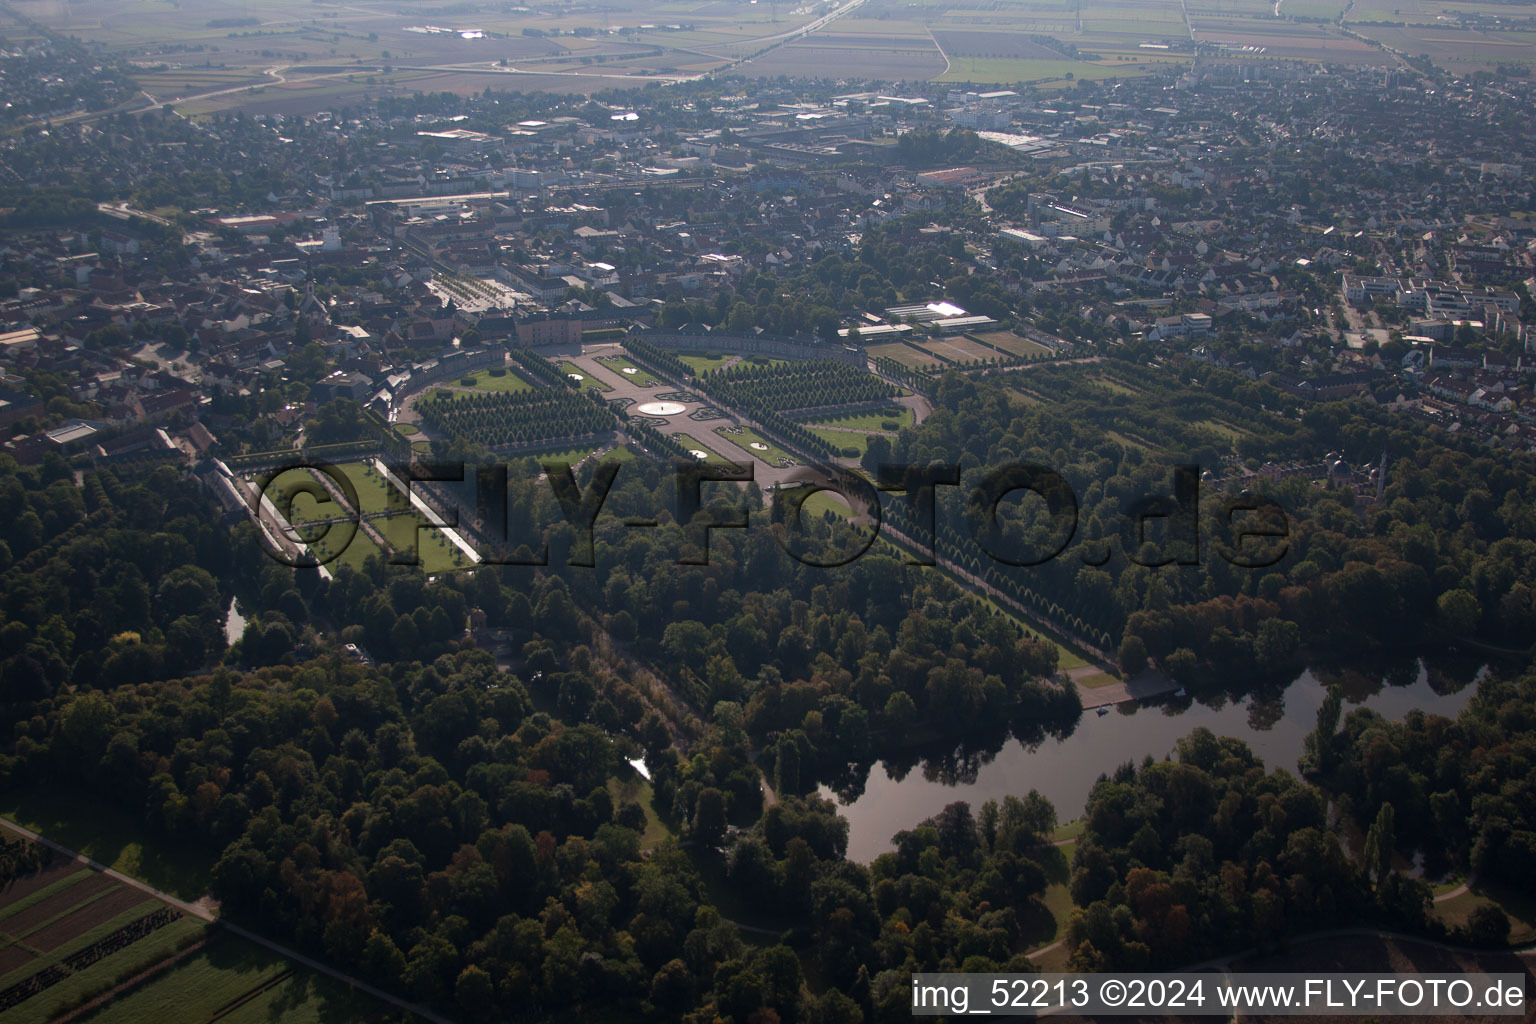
[1,354,1533,1020]
[877,362,1536,681]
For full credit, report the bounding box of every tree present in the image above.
[1163,648,1197,684]
[860,435,892,477]
[455,964,495,1017]
[883,691,917,727]
[1436,589,1480,636]
[1467,904,1510,946]
[1303,685,1344,777]
[1254,618,1300,675]
[650,958,695,1010]
[1118,634,1148,676]
[694,787,727,848]
[1363,802,1396,890]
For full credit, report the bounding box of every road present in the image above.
[96,201,172,227]
[742,0,869,48]
[0,817,450,1023]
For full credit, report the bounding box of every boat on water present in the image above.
[1096,705,1110,716]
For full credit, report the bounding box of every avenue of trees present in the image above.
[416,388,616,450]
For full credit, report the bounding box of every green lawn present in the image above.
[330,461,401,517]
[676,351,732,376]
[1194,418,1251,442]
[0,789,212,901]
[714,425,796,467]
[1088,377,1141,397]
[803,406,910,431]
[1055,646,1090,670]
[1074,671,1120,689]
[457,367,534,393]
[607,776,671,852]
[1050,819,1086,843]
[598,444,638,463]
[671,433,738,467]
[807,427,876,458]
[263,469,351,529]
[1431,884,1534,944]
[311,525,385,575]
[504,443,611,468]
[392,423,419,436]
[595,355,661,386]
[378,515,471,574]
[560,361,611,392]
[774,486,856,521]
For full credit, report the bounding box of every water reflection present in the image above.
[826,654,1483,862]
[223,597,246,647]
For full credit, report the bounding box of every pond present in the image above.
[826,658,1481,862]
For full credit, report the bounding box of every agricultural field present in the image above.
[18,0,831,112]
[739,41,949,80]
[130,66,267,97]
[973,330,1056,359]
[21,0,1522,116]
[919,335,1004,365]
[1189,18,1390,62]
[866,341,944,372]
[0,841,201,1024]
[1348,22,1536,65]
[938,55,1148,83]
[70,931,372,1024]
[930,30,1071,59]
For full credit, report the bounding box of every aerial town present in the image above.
[3,63,1532,478]
[2,0,1536,1020]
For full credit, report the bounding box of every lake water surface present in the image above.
[827,660,1479,862]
